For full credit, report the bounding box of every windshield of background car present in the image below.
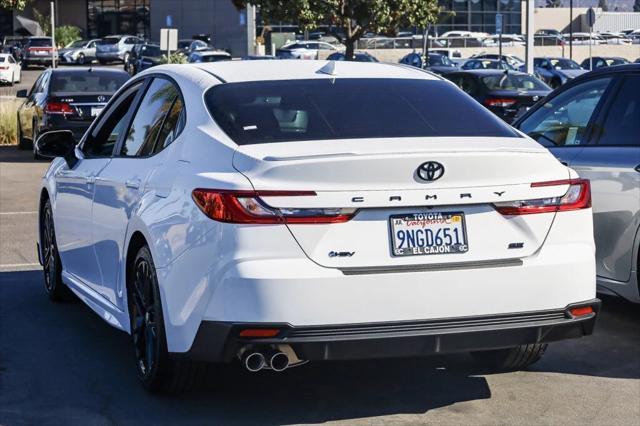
[28,38,51,47]
[550,59,581,69]
[607,58,627,65]
[201,54,231,62]
[205,78,518,145]
[141,45,161,57]
[482,74,550,91]
[50,72,129,93]
[99,37,120,45]
[67,40,87,48]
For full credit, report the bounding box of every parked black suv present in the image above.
[20,37,57,69]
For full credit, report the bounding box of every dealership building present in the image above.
[1,0,251,56]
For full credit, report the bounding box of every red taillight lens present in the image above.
[569,306,594,317]
[239,328,281,338]
[494,179,591,215]
[192,189,356,224]
[0,66,8,70]
[484,98,517,107]
[45,102,75,115]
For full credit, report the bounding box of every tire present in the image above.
[32,120,43,160]
[77,53,85,65]
[41,198,73,301]
[471,343,548,371]
[16,117,30,150]
[128,245,206,393]
[21,61,29,70]
[123,52,130,65]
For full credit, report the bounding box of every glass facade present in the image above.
[437,0,522,35]
[87,0,150,38]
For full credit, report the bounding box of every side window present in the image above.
[518,77,612,147]
[120,78,179,157]
[596,76,640,146]
[8,56,15,64]
[152,96,185,153]
[460,76,478,97]
[28,75,43,96]
[87,41,95,48]
[83,84,142,157]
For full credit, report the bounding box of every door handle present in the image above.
[125,179,141,189]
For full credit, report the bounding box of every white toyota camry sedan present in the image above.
[35,60,600,393]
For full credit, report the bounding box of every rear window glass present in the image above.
[28,38,52,47]
[0,57,5,63]
[482,74,550,91]
[200,54,231,62]
[50,72,129,93]
[205,78,517,145]
[141,45,161,56]
[100,37,120,45]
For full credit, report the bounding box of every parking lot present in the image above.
[0,145,638,424]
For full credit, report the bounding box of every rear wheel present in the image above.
[471,343,547,370]
[77,53,86,65]
[41,198,73,301]
[128,245,206,393]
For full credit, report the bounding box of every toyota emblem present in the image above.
[417,161,445,182]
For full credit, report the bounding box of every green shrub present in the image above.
[56,25,82,48]
[0,99,19,145]
[159,51,188,64]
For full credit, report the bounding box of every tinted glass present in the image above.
[28,38,52,47]
[482,74,550,91]
[121,78,178,157]
[99,37,120,45]
[597,76,640,146]
[84,86,141,157]
[200,54,231,62]
[140,45,161,57]
[549,58,582,69]
[153,97,185,153]
[518,77,611,147]
[206,78,517,145]
[49,71,129,93]
[67,40,87,48]
[0,57,4,63]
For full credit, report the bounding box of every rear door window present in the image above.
[518,77,612,146]
[120,78,180,157]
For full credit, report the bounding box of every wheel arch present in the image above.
[36,188,50,265]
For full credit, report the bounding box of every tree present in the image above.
[597,0,608,11]
[634,0,640,12]
[56,25,82,47]
[232,0,441,60]
[0,0,30,10]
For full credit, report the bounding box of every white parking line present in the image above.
[0,211,37,215]
[0,263,40,268]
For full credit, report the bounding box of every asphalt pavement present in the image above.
[0,95,639,426]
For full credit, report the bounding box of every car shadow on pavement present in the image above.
[0,145,45,163]
[0,270,638,425]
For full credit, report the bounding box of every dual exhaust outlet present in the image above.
[242,349,290,372]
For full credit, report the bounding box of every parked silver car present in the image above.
[96,35,143,64]
[58,39,100,65]
[515,64,640,303]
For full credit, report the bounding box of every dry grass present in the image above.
[0,98,20,146]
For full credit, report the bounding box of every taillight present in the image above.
[484,98,517,107]
[494,179,591,215]
[0,65,8,70]
[45,102,75,115]
[192,189,356,224]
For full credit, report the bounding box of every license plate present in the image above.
[91,107,103,117]
[34,50,47,55]
[390,212,469,257]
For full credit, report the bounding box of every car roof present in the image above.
[447,69,529,77]
[183,59,440,83]
[50,67,129,76]
[571,63,640,81]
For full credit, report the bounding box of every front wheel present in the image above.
[128,245,206,393]
[77,53,86,65]
[471,343,547,370]
[41,199,73,301]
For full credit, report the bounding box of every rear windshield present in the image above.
[0,57,5,63]
[482,74,550,91]
[50,72,129,93]
[200,54,231,62]
[205,78,517,145]
[549,58,581,69]
[140,45,161,57]
[28,38,52,47]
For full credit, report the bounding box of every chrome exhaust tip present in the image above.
[269,351,290,372]
[243,351,266,372]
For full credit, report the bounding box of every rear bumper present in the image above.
[176,299,600,362]
[24,56,56,64]
[42,118,92,141]
[96,52,123,61]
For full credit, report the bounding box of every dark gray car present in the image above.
[515,64,640,303]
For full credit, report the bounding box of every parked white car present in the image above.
[35,60,599,393]
[564,33,606,45]
[0,53,21,85]
[276,41,343,59]
[599,32,632,45]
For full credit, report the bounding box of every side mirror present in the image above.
[16,89,28,98]
[35,130,77,166]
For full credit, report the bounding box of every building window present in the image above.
[87,0,150,38]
